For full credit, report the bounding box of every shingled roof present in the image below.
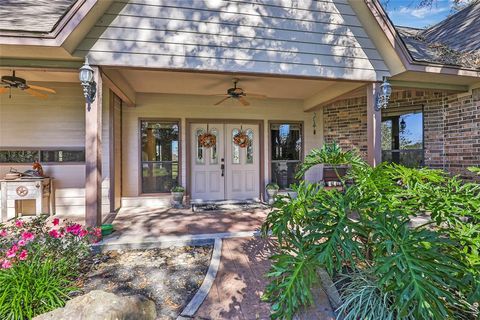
[0,0,77,33]
[396,1,480,69]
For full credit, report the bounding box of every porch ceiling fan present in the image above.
[0,71,56,99]
[213,78,266,106]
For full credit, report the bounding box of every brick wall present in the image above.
[323,88,480,180]
[323,96,368,157]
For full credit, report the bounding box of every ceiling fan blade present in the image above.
[27,84,56,94]
[209,94,230,97]
[214,96,231,105]
[238,96,250,106]
[24,88,48,99]
[245,93,267,99]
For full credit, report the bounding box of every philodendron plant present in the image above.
[295,142,364,183]
[262,146,480,320]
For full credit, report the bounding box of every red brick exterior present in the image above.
[323,96,368,157]
[323,88,480,180]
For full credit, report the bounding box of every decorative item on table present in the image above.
[21,160,45,179]
[198,124,217,148]
[233,126,250,148]
[32,160,45,177]
[4,168,21,180]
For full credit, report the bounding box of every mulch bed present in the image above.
[77,246,213,320]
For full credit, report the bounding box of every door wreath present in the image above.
[198,124,216,148]
[233,127,250,148]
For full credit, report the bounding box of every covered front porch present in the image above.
[1,65,473,226]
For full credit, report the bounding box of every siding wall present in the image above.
[122,93,323,198]
[0,82,112,219]
[75,0,389,81]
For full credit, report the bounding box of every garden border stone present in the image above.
[178,238,223,318]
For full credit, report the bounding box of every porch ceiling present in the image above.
[115,69,340,100]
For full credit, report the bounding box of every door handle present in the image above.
[221,164,225,177]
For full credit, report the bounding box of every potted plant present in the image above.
[171,185,185,207]
[265,182,280,205]
[295,142,363,184]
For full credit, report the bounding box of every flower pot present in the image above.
[171,191,184,207]
[323,165,348,182]
[266,189,278,205]
[101,224,114,236]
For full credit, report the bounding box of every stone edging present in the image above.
[178,238,223,319]
[318,268,342,318]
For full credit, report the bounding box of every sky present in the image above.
[382,0,453,28]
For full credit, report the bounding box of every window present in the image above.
[270,123,302,189]
[0,149,85,163]
[195,128,205,164]
[210,128,218,165]
[382,108,424,167]
[246,129,254,164]
[140,120,179,193]
[232,128,240,164]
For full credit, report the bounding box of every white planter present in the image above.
[171,192,184,207]
[266,189,278,205]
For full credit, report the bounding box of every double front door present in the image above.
[191,123,260,201]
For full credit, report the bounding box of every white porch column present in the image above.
[85,66,102,227]
[366,83,382,166]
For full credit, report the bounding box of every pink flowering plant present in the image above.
[0,215,101,319]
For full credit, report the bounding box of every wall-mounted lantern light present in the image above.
[375,77,392,111]
[79,57,96,110]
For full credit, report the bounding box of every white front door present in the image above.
[190,123,260,201]
[191,124,225,201]
[225,124,260,200]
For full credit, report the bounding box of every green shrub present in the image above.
[0,215,100,319]
[262,146,480,319]
[336,270,402,320]
[171,185,185,192]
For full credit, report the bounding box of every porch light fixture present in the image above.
[375,77,392,111]
[79,57,96,109]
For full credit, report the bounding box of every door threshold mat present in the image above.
[191,201,268,212]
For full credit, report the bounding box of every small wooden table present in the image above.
[0,178,55,222]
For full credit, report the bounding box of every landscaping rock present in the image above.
[33,290,156,320]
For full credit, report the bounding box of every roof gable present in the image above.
[73,0,389,81]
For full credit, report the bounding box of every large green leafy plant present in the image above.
[262,146,480,319]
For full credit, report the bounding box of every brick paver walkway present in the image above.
[105,207,268,242]
[194,237,274,320]
[194,237,335,320]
